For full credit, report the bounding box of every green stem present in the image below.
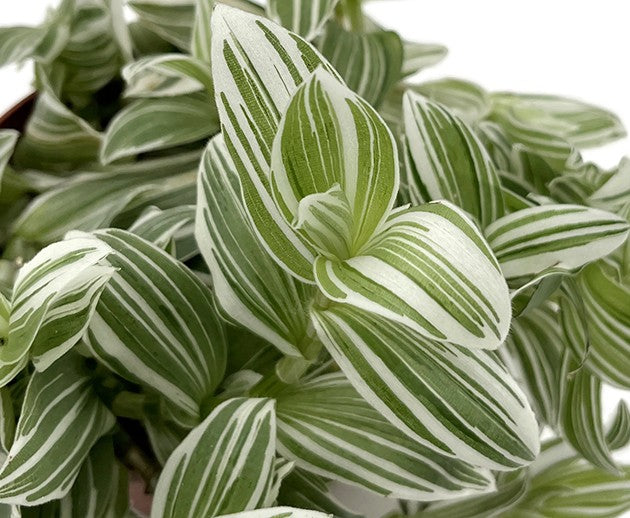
[111,391,156,420]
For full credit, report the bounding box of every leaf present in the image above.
[276,372,494,499]
[12,91,102,173]
[0,354,115,506]
[191,0,214,62]
[268,0,339,40]
[59,436,129,518]
[485,204,630,280]
[195,136,314,357]
[0,236,115,374]
[561,365,618,474]
[270,68,398,259]
[403,91,504,226]
[589,156,630,210]
[144,418,187,467]
[151,398,276,518]
[0,388,15,454]
[211,4,338,282]
[606,401,630,451]
[0,26,46,66]
[412,78,490,124]
[216,508,332,518]
[277,469,361,518]
[401,40,447,77]
[502,305,564,428]
[0,130,19,198]
[317,21,403,107]
[100,93,219,164]
[123,54,214,97]
[84,229,226,428]
[417,471,528,518]
[314,202,512,350]
[492,92,626,150]
[311,304,540,470]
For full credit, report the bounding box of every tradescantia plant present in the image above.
[1,0,630,516]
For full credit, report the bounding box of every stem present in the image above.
[343,0,364,32]
[111,391,157,420]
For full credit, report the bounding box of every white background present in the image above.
[1,1,630,515]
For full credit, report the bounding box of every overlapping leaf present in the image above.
[317,21,403,107]
[401,40,447,77]
[314,202,511,349]
[485,204,629,280]
[84,229,226,427]
[413,78,490,125]
[267,0,338,40]
[196,136,314,357]
[311,304,539,471]
[276,372,494,499]
[100,93,219,164]
[211,4,337,282]
[403,91,503,226]
[129,205,196,259]
[217,508,331,518]
[0,236,114,375]
[0,355,115,506]
[151,398,276,518]
[0,130,18,198]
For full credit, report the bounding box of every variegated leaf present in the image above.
[277,469,361,518]
[122,54,213,97]
[0,354,115,506]
[271,68,398,260]
[217,508,331,518]
[191,0,214,62]
[196,136,314,357]
[12,91,102,173]
[607,401,630,451]
[413,78,490,125]
[0,130,19,198]
[84,229,226,428]
[311,304,540,471]
[0,388,15,454]
[589,156,630,210]
[317,21,403,107]
[268,0,339,40]
[59,436,129,518]
[276,372,494,499]
[561,365,618,473]
[151,398,276,518]
[485,204,629,280]
[129,0,197,50]
[403,91,504,226]
[315,202,511,350]
[401,40,447,78]
[211,4,338,282]
[0,26,46,66]
[0,236,114,374]
[100,93,219,164]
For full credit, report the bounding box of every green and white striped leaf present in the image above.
[511,458,630,518]
[417,471,528,518]
[0,130,19,198]
[575,261,630,388]
[314,202,511,350]
[590,156,630,210]
[277,469,361,518]
[0,236,114,373]
[0,354,115,506]
[0,388,15,454]
[485,204,630,280]
[100,93,219,164]
[83,229,226,427]
[217,508,331,518]
[317,21,403,107]
[311,304,539,471]
[196,136,313,357]
[268,0,339,40]
[413,78,490,125]
[123,54,213,97]
[492,92,626,150]
[401,40,447,78]
[129,0,196,50]
[502,305,564,428]
[403,91,504,226]
[129,205,196,259]
[561,364,617,473]
[211,4,339,282]
[59,436,129,518]
[0,26,46,66]
[191,0,213,62]
[12,91,102,173]
[151,398,276,518]
[606,401,630,451]
[271,68,398,259]
[276,372,494,499]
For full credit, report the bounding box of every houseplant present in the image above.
[1,0,630,516]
